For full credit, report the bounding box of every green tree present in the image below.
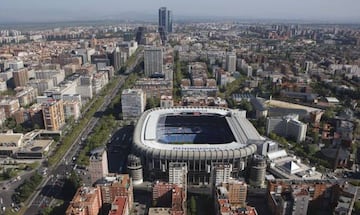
[354,201,360,214]
[4,117,16,129]
[146,97,160,110]
[322,107,335,121]
[239,100,253,112]
[190,196,197,215]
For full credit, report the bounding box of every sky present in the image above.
[1,0,360,23]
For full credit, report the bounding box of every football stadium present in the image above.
[132,107,264,184]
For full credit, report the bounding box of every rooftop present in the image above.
[139,107,263,151]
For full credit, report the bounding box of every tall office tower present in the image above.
[13,68,29,87]
[121,89,146,120]
[158,7,173,33]
[168,162,187,188]
[135,27,146,45]
[226,52,236,73]
[167,10,173,33]
[89,147,109,184]
[249,155,266,188]
[158,7,172,43]
[41,99,65,131]
[144,47,163,77]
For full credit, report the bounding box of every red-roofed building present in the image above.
[171,186,186,215]
[66,187,102,215]
[108,196,129,215]
[152,182,186,215]
[215,179,258,215]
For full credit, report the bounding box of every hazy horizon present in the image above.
[1,0,360,24]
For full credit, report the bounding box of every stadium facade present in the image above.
[131,107,265,184]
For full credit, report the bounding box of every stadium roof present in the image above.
[138,107,263,152]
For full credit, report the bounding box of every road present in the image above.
[0,169,36,213]
[24,73,129,215]
[21,47,144,215]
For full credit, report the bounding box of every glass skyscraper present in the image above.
[158,7,173,33]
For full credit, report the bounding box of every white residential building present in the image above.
[168,162,187,188]
[266,114,307,143]
[212,164,232,186]
[121,89,146,120]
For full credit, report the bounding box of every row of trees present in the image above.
[173,51,190,102]
[76,59,143,166]
[77,115,117,166]
[107,73,139,119]
[12,173,43,204]
[48,95,105,166]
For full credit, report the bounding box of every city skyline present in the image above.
[1,0,360,23]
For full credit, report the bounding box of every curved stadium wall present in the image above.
[131,106,263,184]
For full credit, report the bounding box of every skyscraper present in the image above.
[158,7,173,33]
[144,47,163,77]
[135,27,146,45]
[158,7,172,43]
[226,52,236,73]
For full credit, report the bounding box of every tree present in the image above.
[4,117,16,129]
[323,107,335,121]
[146,97,160,110]
[354,201,360,214]
[226,98,236,109]
[14,124,24,133]
[190,196,197,215]
[239,100,253,112]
